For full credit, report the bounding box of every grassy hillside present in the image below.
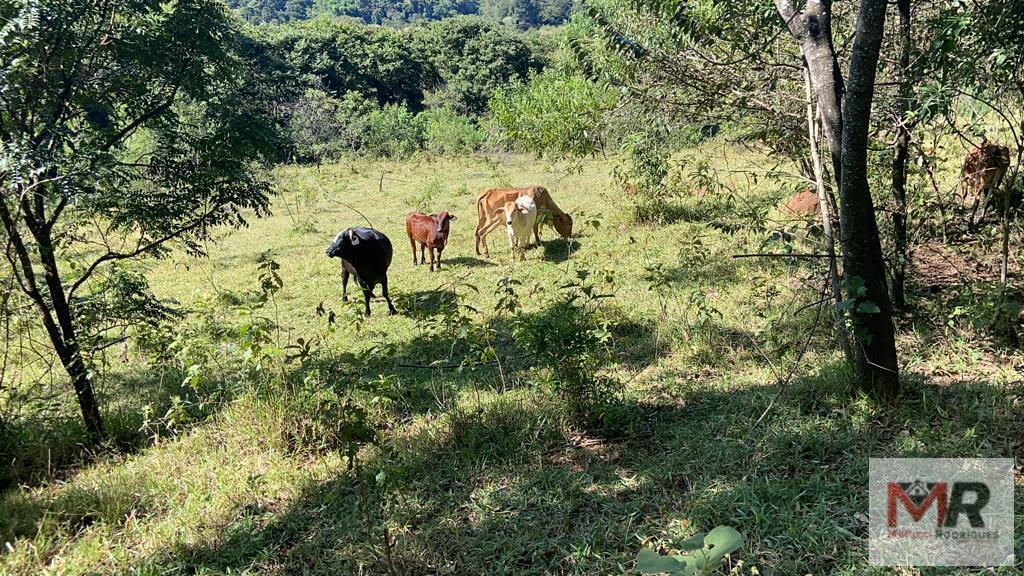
[1,151,1021,575]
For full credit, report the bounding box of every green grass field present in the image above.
[1,150,1021,575]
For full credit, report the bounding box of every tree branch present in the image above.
[66,205,223,301]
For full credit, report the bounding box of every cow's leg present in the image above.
[533,221,541,246]
[435,247,442,270]
[410,237,418,265]
[420,244,427,265]
[361,287,372,316]
[341,268,350,302]
[977,186,994,222]
[428,246,436,272]
[381,277,397,315]
[478,218,506,258]
[968,193,983,230]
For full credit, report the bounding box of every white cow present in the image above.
[495,195,537,261]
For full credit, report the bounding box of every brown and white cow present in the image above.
[474,186,572,257]
[961,140,1011,227]
[405,211,455,271]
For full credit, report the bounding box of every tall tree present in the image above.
[836,0,899,396]
[775,0,899,397]
[774,0,846,186]
[0,0,276,438]
[888,0,914,309]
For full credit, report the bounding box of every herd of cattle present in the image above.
[325,140,1012,315]
[324,185,573,315]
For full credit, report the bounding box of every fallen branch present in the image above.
[394,353,533,371]
[732,253,832,259]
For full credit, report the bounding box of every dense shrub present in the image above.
[241,17,549,162]
[411,18,542,114]
[254,20,431,110]
[614,133,673,223]
[287,89,380,162]
[422,108,485,155]
[513,271,630,432]
[288,98,488,160]
[282,380,378,465]
[488,69,616,158]
[362,105,426,158]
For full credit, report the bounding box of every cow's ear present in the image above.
[430,213,438,219]
[494,208,503,216]
[448,214,456,221]
[348,229,360,245]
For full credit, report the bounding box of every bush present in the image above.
[513,271,629,432]
[421,108,485,155]
[287,89,347,163]
[282,379,379,466]
[612,132,675,223]
[488,69,616,158]
[363,104,426,158]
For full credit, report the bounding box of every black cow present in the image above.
[325,227,398,315]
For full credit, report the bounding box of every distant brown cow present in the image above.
[405,211,455,271]
[961,140,1010,226]
[474,186,572,257]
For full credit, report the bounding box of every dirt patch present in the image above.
[909,241,1020,291]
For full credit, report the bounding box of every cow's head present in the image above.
[495,201,527,227]
[552,213,573,238]
[432,211,456,232]
[325,228,359,258]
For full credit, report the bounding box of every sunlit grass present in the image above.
[1,149,1021,576]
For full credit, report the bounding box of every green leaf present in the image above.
[701,526,744,559]
[635,549,687,576]
[676,533,705,552]
[857,301,881,314]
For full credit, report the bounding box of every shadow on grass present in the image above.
[539,238,579,263]
[0,363,206,492]
[398,289,459,319]
[904,277,1024,351]
[99,364,1020,575]
[443,256,495,269]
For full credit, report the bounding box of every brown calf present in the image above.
[474,186,572,257]
[405,211,455,271]
[962,141,1011,227]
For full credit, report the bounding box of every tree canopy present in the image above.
[0,0,279,436]
[227,0,573,27]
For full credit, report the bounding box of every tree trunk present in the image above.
[41,250,105,440]
[803,55,853,366]
[890,0,913,309]
[1001,161,1020,284]
[777,0,846,186]
[0,189,105,439]
[891,135,910,308]
[839,0,900,397]
[61,340,104,439]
